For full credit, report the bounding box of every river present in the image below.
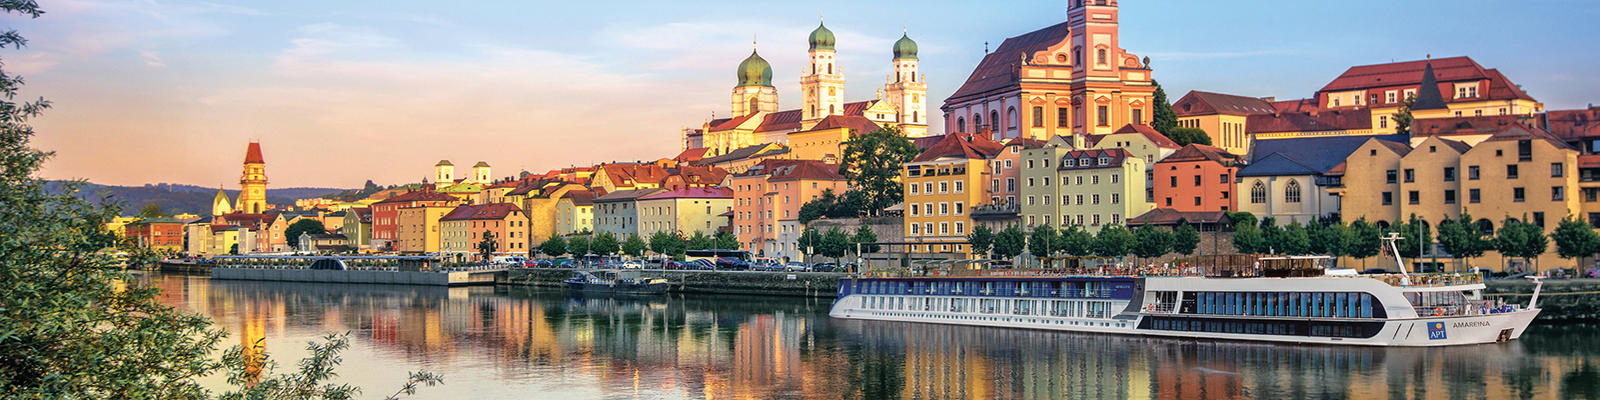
[151,273,1598,399]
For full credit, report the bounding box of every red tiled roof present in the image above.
[912,135,945,151]
[912,133,1005,162]
[1482,125,1574,150]
[560,190,596,206]
[1413,115,1538,137]
[1579,155,1600,169]
[946,22,1069,103]
[598,163,669,187]
[440,203,522,221]
[1127,209,1231,227]
[594,188,661,202]
[1109,124,1181,148]
[1270,98,1318,114]
[753,159,846,182]
[1157,144,1243,165]
[1057,148,1131,170]
[1172,91,1277,117]
[1003,137,1046,150]
[673,165,729,185]
[374,190,457,204]
[640,186,733,200]
[244,142,264,164]
[754,109,803,132]
[1546,106,1600,142]
[807,114,881,134]
[711,114,755,131]
[1318,57,1534,104]
[1245,109,1372,134]
[675,147,710,162]
[352,207,372,223]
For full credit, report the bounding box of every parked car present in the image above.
[784,262,811,272]
[811,262,839,272]
[714,257,750,270]
[618,260,645,269]
[524,259,552,268]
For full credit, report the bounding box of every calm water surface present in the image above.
[151,273,1599,399]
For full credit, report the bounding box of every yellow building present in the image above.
[1020,147,1151,232]
[635,187,735,238]
[1338,136,1472,226]
[1171,91,1277,155]
[236,142,269,214]
[785,115,882,161]
[396,204,453,254]
[512,182,586,247]
[211,226,241,255]
[1459,127,1580,269]
[553,190,595,235]
[903,133,1005,255]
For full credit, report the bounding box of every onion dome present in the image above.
[736,50,773,87]
[808,22,836,50]
[893,33,918,60]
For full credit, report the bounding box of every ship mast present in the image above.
[1382,232,1412,285]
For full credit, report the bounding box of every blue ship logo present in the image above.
[1427,322,1447,340]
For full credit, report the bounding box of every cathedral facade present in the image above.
[942,0,1155,141]
[686,21,931,157]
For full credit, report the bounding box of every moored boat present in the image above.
[565,270,669,295]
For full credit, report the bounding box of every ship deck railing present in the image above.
[860,267,1484,287]
[1413,300,1521,317]
[1345,272,1483,288]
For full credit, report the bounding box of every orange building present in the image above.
[1152,144,1244,212]
[124,217,185,251]
[439,203,530,260]
[941,0,1153,141]
[729,158,848,259]
[370,189,460,252]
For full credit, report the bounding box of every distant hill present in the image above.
[46,181,352,217]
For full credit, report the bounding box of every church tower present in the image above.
[883,31,928,137]
[731,45,778,117]
[800,20,845,129]
[471,161,491,184]
[434,160,455,189]
[235,142,268,214]
[211,188,233,216]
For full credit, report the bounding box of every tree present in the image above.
[284,219,327,249]
[1552,217,1598,268]
[1057,224,1095,257]
[685,231,713,251]
[967,225,994,258]
[0,4,440,396]
[648,231,685,258]
[1436,213,1489,270]
[1226,211,1257,229]
[1094,225,1134,258]
[1391,93,1416,134]
[1150,79,1179,134]
[797,227,822,256]
[1028,225,1058,260]
[1344,219,1383,265]
[838,127,919,215]
[476,230,498,262]
[992,225,1027,262]
[1496,218,1548,272]
[851,225,881,253]
[1387,215,1431,259]
[621,234,647,258]
[1279,222,1312,255]
[539,236,567,257]
[1232,224,1264,254]
[1131,225,1172,260]
[819,227,851,259]
[713,230,739,250]
[139,203,165,218]
[1165,127,1212,147]
[798,189,870,223]
[1307,221,1348,257]
[592,232,620,255]
[567,235,592,255]
[1170,222,1201,256]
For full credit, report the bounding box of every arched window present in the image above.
[828,63,833,74]
[749,98,759,114]
[1097,48,1107,65]
[829,104,835,115]
[912,111,919,123]
[1073,46,1082,67]
[1284,180,1302,203]
[973,115,982,131]
[1032,106,1044,127]
[957,117,966,133]
[1007,107,1018,130]
[1250,181,1267,204]
[1476,218,1494,235]
[990,110,1000,132]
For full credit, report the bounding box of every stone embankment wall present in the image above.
[504,269,845,298]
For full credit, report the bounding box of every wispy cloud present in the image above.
[138,50,164,67]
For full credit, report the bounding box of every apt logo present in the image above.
[1427,322,1447,340]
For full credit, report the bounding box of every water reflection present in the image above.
[153,274,1590,399]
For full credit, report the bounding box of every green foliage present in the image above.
[819,227,851,259]
[838,127,919,215]
[1150,79,1178,134]
[1436,213,1489,261]
[1225,211,1257,229]
[851,225,881,253]
[566,235,592,255]
[1392,93,1416,134]
[592,232,620,255]
[1306,221,1350,257]
[1028,225,1058,258]
[1386,215,1431,259]
[286,219,327,249]
[966,225,994,258]
[1552,217,1598,260]
[1345,219,1383,259]
[1278,222,1311,255]
[685,231,713,251]
[713,230,739,250]
[621,234,647,257]
[797,227,821,255]
[139,203,165,218]
[1170,222,1201,256]
[218,333,443,400]
[1495,218,1548,266]
[1093,225,1134,258]
[797,189,868,224]
[992,225,1026,261]
[1131,225,1172,259]
[1165,127,1212,147]
[647,230,685,257]
[539,236,566,257]
[1057,224,1095,257]
[1232,224,1264,254]
[475,230,498,261]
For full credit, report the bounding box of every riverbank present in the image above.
[1485,279,1600,323]
[501,268,844,297]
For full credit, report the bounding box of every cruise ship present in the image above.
[830,237,1543,347]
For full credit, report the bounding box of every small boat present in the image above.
[565,270,669,295]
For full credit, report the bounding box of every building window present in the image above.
[1032,106,1044,127]
[1513,187,1525,202]
[1469,188,1480,203]
[1469,166,1480,180]
[1057,107,1069,128]
[1111,193,1120,204]
[1518,140,1533,161]
[1092,194,1101,205]
[1382,192,1393,205]
[1408,190,1419,205]
[1096,48,1107,65]
[1554,186,1566,201]
[1553,163,1565,177]
[1285,180,1302,203]
[1507,165,1519,179]
[939,202,950,215]
[1251,181,1267,204]
[1403,169,1414,183]
[957,117,966,133]
[909,204,919,216]
[1379,115,1388,129]
[955,201,965,215]
[955,180,965,192]
[1007,178,1016,192]
[1386,170,1397,184]
[1169,176,1178,187]
[1443,167,1456,182]
[1097,106,1109,127]
[1131,108,1143,125]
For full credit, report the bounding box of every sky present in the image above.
[12,0,1600,188]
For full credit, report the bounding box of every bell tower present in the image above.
[236,142,268,214]
[731,41,778,117]
[801,20,845,129]
[884,30,928,137]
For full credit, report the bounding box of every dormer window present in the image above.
[1098,157,1109,166]
[1063,158,1074,167]
[1080,157,1091,165]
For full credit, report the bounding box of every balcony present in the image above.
[970,203,1020,219]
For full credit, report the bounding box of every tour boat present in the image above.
[829,234,1543,346]
[565,270,669,295]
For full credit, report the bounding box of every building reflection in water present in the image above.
[150,273,1594,399]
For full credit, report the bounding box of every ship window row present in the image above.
[1140,316,1385,339]
[1186,291,1385,319]
[853,279,1118,299]
[858,296,1115,319]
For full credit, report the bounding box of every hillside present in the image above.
[46,181,352,217]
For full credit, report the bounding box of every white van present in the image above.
[491,255,527,265]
